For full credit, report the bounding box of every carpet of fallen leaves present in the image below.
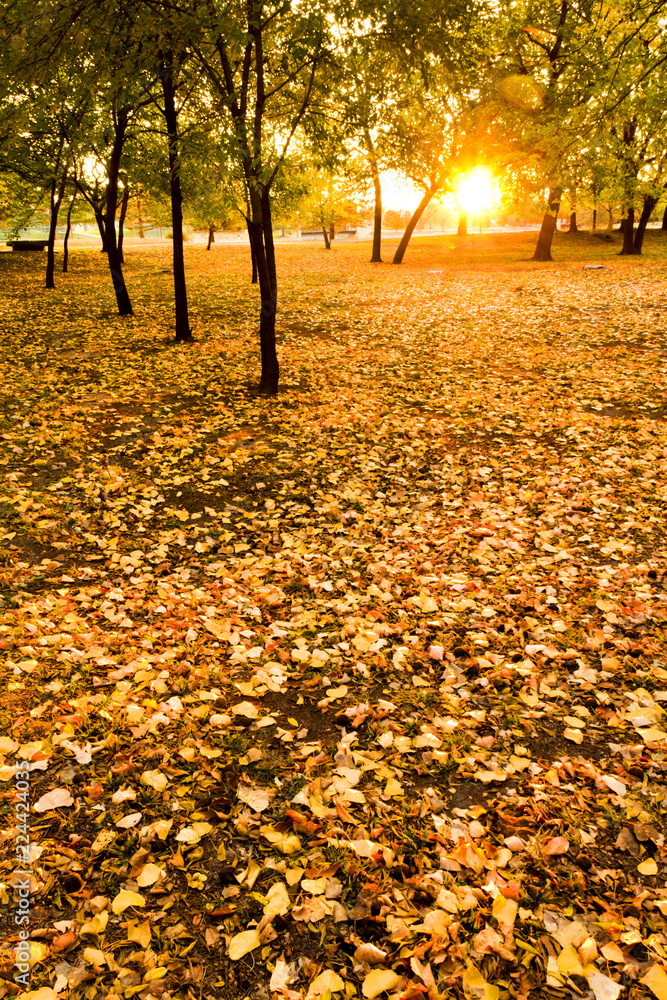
[1,229,667,1000]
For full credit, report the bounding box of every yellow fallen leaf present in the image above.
[600,942,625,963]
[384,777,403,797]
[83,946,105,967]
[27,941,49,966]
[308,970,345,996]
[558,945,583,978]
[111,890,145,914]
[228,928,261,960]
[264,882,291,918]
[144,967,168,982]
[637,727,667,744]
[474,769,507,783]
[638,858,658,875]
[136,863,164,887]
[79,911,109,936]
[362,970,400,998]
[153,818,173,839]
[141,769,168,792]
[127,920,151,948]
[462,964,499,1000]
[641,964,667,1000]
[286,866,303,886]
[91,829,116,852]
[563,728,584,744]
[260,825,302,854]
[492,894,517,926]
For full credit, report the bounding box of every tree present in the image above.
[389,87,473,264]
[187,0,332,394]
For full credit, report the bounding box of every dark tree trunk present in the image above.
[363,128,382,263]
[95,209,108,251]
[531,186,562,261]
[46,170,67,289]
[618,218,627,233]
[392,188,436,265]
[161,58,192,342]
[321,225,331,249]
[246,220,258,283]
[245,187,279,394]
[457,210,468,236]
[370,172,382,262]
[592,207,597,231]
[662,204,667,230]
[117,184,130,264]
[633,194,658,253]
[607,207,613,230]
[104,106,133,315]
[620,206,638,255]
[568,211,578,232]
[63,190,76,272]
[329,221,334,242]
[207,225,215,249]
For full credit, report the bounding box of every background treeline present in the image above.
[1,0,666,392]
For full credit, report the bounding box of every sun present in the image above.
[456,167,495,214]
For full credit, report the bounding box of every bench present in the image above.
[6,240,49,251]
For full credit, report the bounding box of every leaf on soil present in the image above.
[228,928,261,960]
[543,836,569,857]
[111,890,145,914]
[34,787,74,812]
[641,965,667,1000]
[361,969,400,998]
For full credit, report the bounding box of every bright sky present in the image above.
[380,170,423,213]
[380,167,497,215]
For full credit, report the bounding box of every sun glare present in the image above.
[456,167,495,214]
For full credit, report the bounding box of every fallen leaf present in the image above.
[111,890,145,914]
[362,969,400,998]
[228,928,261,960]
[34,787,74,812]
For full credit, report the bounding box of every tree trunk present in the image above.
[363,129,382,263]
[592,207,597,231]
[117,184,130,264]
[63,190,76,272]
[531,186,562,261]
[568,210,578,232]
[392,188,436,265]
[245,187,279,395]
[95,209,107,251]
[46,171,67,289]
[321,225,331,249]
[457,210,468,236]
[662,204,667,230]
[607,207,613,230]
[246,220,258,283]
[104,106,133,315]
[207,224,215,249]
[620,206,638,255]
[633,194,658,253]
[370,171,382,262]
[161,58,192,342]
[329,221,334,242]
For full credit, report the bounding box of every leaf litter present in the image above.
[0,231,667,1000]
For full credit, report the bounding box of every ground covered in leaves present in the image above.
[1,229,667,1000]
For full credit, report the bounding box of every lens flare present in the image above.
[456,168,495,214]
